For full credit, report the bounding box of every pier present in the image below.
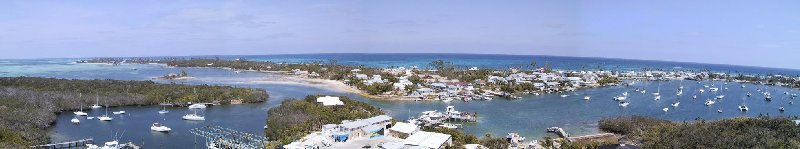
[30,138,93,149]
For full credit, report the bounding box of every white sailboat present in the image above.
[90,95,102,109]
[158,106,169,114]
[671,101,680,107]
[97,106,113,121]
[150,123,172,132]
[74,104,88,116]
[654,95,661,100]
[182,109,205,121]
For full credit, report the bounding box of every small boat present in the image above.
[87,117,95,120]
[441,98,453,102]
[438,123,460,129]
[112,111,125,115]
[741,85,745,88]
[671,102,680,107]
[640,90,646,94]
[717,109,723,113]
[779,106,785,112]
[692,95,697,99]
[619,101,630,107]
[91,95,102,109]
[98,115,113,121]
[71,117,80,124]
[74,105,88,116]
[183,109,205,121]
[739,104,749,111]
[746,92,752,97]
[188,103,207,109]
[560,95,569,98]
[654,95,661,101]
[765,95,772,101]
[98,106,113,121]
[583,96,591,100]
[676,90,683,96]
[182,114,205,121]
[662,108,669,112]
[715,95,725,99]
[158,110,169,114]
[622,92,629,96]
[652,92,660,96]
[704,100,716,106]
[709,88,719,92]
[150,123,172,132]
[614,96,627,101]
[699,89,705,93]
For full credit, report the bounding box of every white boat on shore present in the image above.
[188,103,207,109]
[151,123,172,132]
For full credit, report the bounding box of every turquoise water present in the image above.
[0,55,797,148]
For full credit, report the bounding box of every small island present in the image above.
[156,70,194,80]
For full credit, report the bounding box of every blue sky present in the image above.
[0,0,798,69]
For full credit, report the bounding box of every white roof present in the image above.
[403,131,452,149]
[316,96,344,106]
[382,142,405,149]
[340,115,392,130]
[365,115,392,124]
[389,122,418,134]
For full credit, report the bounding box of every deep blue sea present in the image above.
[2,53,799,148]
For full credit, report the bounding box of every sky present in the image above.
[0,0,798,69]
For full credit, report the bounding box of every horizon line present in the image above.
[5,52,800,72]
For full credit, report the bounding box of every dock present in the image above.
[30,138,93,149]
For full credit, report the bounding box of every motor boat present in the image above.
[584,96,591,100]
[671,102,680,107]
[654,95,661,100]
[715,95,725,99]
[614,96,627,101]
[704,100,716,106]
[71,117,80,124]
[560,95,569,98]
[183,109,205,121]
[779,106,785,112]
[739,105,749,111]
[112,111,125,115]
[151,123,172,132]
[662,108,669,112]
[619,101,630,107]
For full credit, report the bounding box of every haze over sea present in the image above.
[2,53,799,148]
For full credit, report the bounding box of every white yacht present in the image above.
[182,109,205,121]
[583,96,591,100]
[618,101,630,107]
[71,117,80,124]
[150,123,172,132]
[692,95,697,99]
[699,89,705,93]
[654,95,661,101]
[739,104,749,111]
[779,106,785,112]
[709,88,719,92]
[715,95,725,99]
[112,111,125,115]
[662,107,669,112]
[614,96,627,101]
[560,95,569,98]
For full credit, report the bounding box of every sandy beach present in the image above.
[252,74,419,101]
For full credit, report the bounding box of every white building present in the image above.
[316,96,344,106]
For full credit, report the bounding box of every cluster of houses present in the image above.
[283,96,456,149]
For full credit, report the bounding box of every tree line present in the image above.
[0,77,269,148]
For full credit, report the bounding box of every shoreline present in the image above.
[250,74,420,101]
